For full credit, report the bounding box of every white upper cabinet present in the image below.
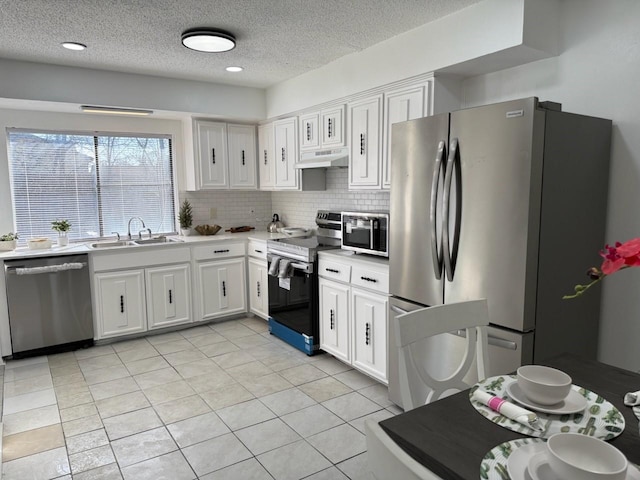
[227,124,257,189]
[185,119,257,191]
[273,117,299,189]
[348,95,383,189]
[300,106,345,152]
[382,82,431,189]
[258,123,275,189]
[196,121,228,189]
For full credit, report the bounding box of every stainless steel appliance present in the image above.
[4,254,94,358]
[388,97,612,408]
[267,210,341,354]
[341,211,389,257]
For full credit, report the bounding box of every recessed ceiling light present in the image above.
[80,105,153,116]
[181,28,236,53]
[225,66,243,72]
[62,42,86,51]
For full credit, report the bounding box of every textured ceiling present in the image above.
[0,0,482,89]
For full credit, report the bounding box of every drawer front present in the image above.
[248,240,267,260]
[193,242,245,261]
[351,264,389,294]
[318,258,351,283]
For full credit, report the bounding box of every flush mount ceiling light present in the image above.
[181,28,236,53]
[225,66,243,72]
[80,105,153,116]
[62,42,86,51]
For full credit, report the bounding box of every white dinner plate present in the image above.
[506,442,547,480]
[506,381,588,415]
[526,450,640,480]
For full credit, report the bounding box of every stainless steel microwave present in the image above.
[341,211,389,257]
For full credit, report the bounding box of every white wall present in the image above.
[460,0,640,371]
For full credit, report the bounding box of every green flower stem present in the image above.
[563,275,606,299]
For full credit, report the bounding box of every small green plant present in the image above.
[178,200,193,229]
[0,232,18,241]
[51,219,71,233]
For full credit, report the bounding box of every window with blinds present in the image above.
[7,130,175,242]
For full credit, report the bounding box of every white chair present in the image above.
[365,419,443,480]
[395,299,490,410]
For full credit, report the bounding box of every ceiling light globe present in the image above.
[62,42,86,51]
[181,30,235,53]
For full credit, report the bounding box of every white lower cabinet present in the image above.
[95,270,147,338]
[318,251,389,384]
[197,258,246,320]
[248,257,268,319]
[146,264,191,330]
[319,278,350,363]
[351,286,388,382]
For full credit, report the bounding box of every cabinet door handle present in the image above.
[365,322,371,345]
[257,281,261,297]
[306,122,311,141]
[325,268,340,274]
[212,148,216,164]
[264,149,268,165]
[330,309,335,330]
[360,276,378,283]
[360,134,365,155]
[254,249,263,254]
[214,249,230,254]
[241,150,245,166]
[120,295,124,313]
[281,147,285,162]
[222,280,226,297]
[168,289,173,304]
[328,118,333,138]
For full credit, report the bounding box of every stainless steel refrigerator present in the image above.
[388,97,612,408]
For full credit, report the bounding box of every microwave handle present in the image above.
[369,219,375,249]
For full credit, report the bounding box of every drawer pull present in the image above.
[325,268,340,274]
[254,249,263,254]
[360,276,378,283]
[214,249,230,254]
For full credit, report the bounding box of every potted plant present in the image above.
[51,219,71,246]
[178,200,193,236]
[0,232,18,251]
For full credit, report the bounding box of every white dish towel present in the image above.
[624,390,640,421]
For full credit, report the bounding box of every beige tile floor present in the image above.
[1,316,401,479]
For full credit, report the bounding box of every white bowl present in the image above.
[517,365,572,405]
[547,433,628,480]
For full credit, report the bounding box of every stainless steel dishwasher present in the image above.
[4,254,94,358]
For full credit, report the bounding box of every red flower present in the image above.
[600,238,640,275]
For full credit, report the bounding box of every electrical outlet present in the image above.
[209,207,217,219]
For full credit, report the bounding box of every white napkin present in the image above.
[472,389,543,432]
[624,390,640,406]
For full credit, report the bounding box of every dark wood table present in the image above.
[379,354,640,480]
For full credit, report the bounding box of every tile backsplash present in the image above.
[180,190,273,231]
[271,169,390,229]
[181,169,389,233]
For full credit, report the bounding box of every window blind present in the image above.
[7,130,175,242]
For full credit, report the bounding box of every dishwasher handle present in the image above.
[5,262,87,275]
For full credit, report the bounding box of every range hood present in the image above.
[295,147,349,169]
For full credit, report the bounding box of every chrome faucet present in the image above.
[127,217,146,240]
[138,228,152,240]
[111,231,121,241]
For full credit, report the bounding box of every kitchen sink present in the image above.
[89,240,137,249]
[134,237,183,245]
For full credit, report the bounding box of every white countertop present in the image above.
[0,230,287,261]
[319,249,390,267]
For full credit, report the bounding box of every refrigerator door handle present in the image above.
[430,141,446,279]
[451,328,518,350]
[442,137,458,281]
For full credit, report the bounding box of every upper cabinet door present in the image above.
[227,124,257,190]
[300,112,320,151]
[196,121,228,189]
[382,83,430,189]
[349,95,382,189]
[321,106,345,148]
[258,123,275,189]
[274,118,299,189]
